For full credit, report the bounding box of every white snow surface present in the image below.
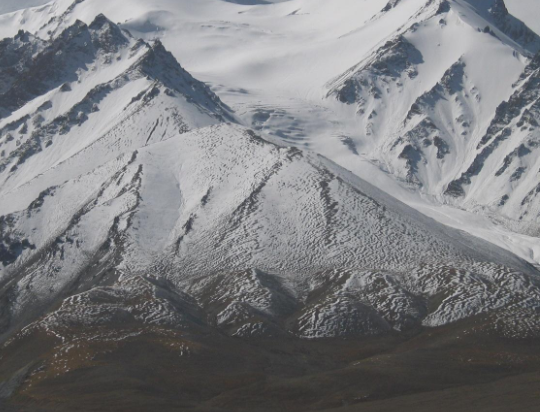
[1,0,540,339]
[0,0,537,266]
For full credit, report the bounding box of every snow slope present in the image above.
[0,0,540,344]
[0,0,52,15]
[2,0,538,266]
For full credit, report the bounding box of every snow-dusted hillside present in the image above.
[0,0,538,336]
[2,2,540,409]
[4,111,540,339]
[3,0,539,266]
[0,8,538,345]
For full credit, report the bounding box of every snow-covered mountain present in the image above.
[4,0,532,261]
[0,12,230,333]
[326,0,540,231]
[0,0,536,330]
[1,1,540,410]
[0,5,537,340]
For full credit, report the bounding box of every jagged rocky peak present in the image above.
[489,0,509,17]
[13,30,31,43]
[329,35,423,105]
[379,0,448,16]
[0,33,45,107]
[379,0,539,53]
[89,12,117,30]
[462,0,509,19]
[88,13,130,51]
[381,0,402,13]
[450,0,509,18]
[465,0,540,53]
[368,36,423,78]
[0,29,44,58]
[0,23,88,116]
[435,0,451,14]
[133,38,232,120]
[54,14,129,54]
[136,39,188,83]
[439,59,466,94]
[54,19,89,46]
[0,14,142,118]
[0,30,45,85]
[139,38,177,67]
[0,9,231,185]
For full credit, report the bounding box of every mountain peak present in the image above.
[490,0,509,16]
[436,0,450,14]
[14,30,31,42]
[88,13,129,51]
[461,0,539,53]
[89,13,114,30]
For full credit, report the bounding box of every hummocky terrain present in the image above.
[1,0,540,411]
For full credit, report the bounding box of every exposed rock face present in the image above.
[331,36,423,107]
[482,0,539,53]
[0,30,46,95]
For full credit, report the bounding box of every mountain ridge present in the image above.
[0,13,537,344]
[1,2,540,411]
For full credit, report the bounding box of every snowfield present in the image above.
[1,0,538,267]
[1,0,540,345]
